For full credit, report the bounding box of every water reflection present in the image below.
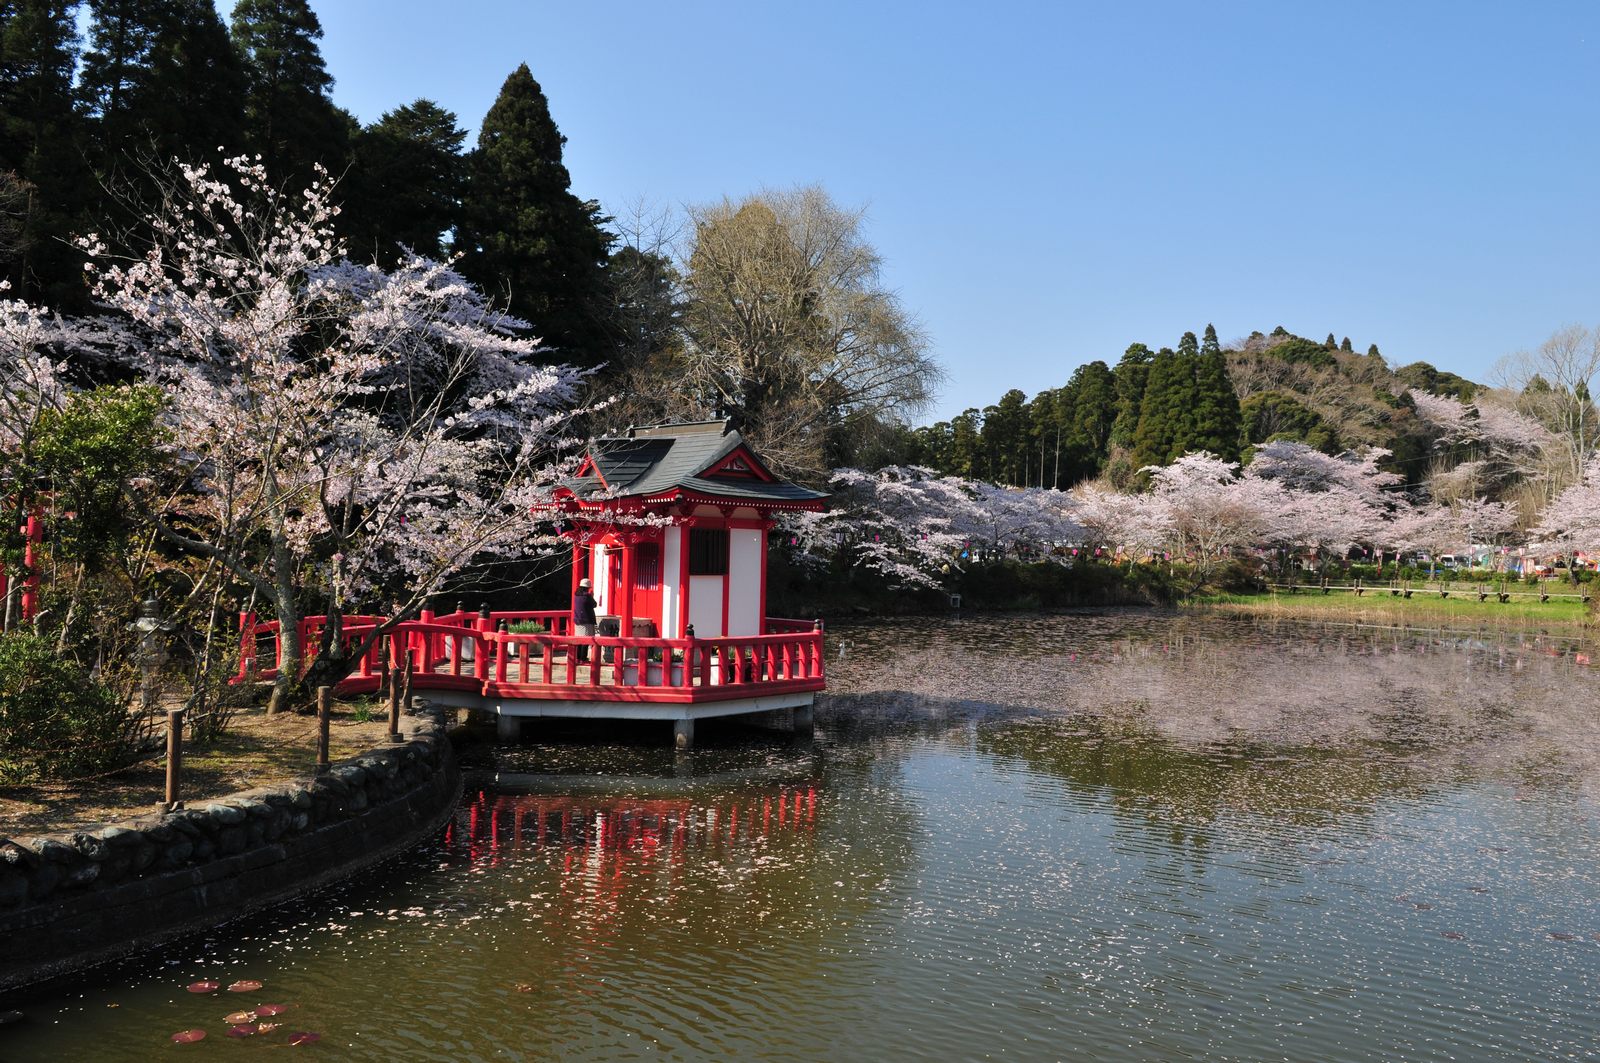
[5,613,1600,1062]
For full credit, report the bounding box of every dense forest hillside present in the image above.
[899,325,1483,490]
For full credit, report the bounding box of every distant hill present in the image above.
[899,325,1481,490]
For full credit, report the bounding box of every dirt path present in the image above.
[0,705,396,837]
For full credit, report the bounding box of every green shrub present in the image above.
[507,620,547,634]
[0,631,134,785]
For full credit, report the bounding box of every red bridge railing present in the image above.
[234,611,825,704]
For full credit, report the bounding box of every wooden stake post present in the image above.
[164,708,184,809]
[315,686,331,773]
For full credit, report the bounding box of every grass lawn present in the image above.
[1194,588,1593,630]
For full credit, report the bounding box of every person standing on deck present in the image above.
[572,578,597,663]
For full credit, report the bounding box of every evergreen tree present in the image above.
[80,0,245,232]
[1062,359,1116,484]
[1109,342,1153,450]
[1188,341,1243,461]
[1178,330,1199,358]
[78,0,167,163]
[1131,347,1192,469]
[459,63,612,363]
[0,0,90,307]
[980,388,1028,486]
[949,408,982,479]
[1324,332,1338,349]
[346,99,466,265]
[1368,343,1382,358]
[1340,336,1353,352]
[1201,323,1221,359]
[231,0,351,184]
[140,1,245,162]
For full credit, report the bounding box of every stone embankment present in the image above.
[0,703,461,996]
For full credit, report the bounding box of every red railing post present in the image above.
[419,607,435,670]
[474,607,492,682]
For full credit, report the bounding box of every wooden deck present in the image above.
[234,609,826,747]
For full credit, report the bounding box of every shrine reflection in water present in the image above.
[5,611,1600,1063]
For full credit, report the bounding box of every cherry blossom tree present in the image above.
[1408,388,1552,498]
[1070,483,1168,563]
[1535,457,1600,560]
[74,157,588,709]
[961,482,1084,561]
[1144,452,1287,586]
[1245,440,1399,574]
[787,466,977,588]
[1245,440,1401,505]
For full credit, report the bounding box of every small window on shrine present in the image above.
[689,528,729,575]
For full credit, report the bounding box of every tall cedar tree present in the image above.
[1131,347,1191,468]
[980,388,1028,485]
[138,1,245,160]
[1109,343,1153,450]
[1201,323,1221,358]
[80,0,246,239]
[459,64,612,365]
[345,99,467,265]
[1065,360,1116,479]
[230,0,351,185]
[1190,342,1242,461]
[0,0,90,307]
[78,0,167,165]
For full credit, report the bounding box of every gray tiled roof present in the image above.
[567,419,828,506]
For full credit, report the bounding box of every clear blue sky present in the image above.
[293,0,1600,423]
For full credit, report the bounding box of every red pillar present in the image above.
[620,542,636,639]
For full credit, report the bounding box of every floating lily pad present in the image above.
[171,1029,207,1043]
[256,1003,290,1017]
[257,1022,282,1034]
[186,981,220,994]
[226,1024,258,1038]
[227,979,264,992]
[1550,931,1577,941]
[1440,931,1465,940]
[224,1010,257,1024]
[288,1031,322,1045]
[514,983,534,993]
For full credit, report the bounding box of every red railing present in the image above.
[234,611,824,704]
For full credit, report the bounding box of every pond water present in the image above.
[5,611,1600,1061]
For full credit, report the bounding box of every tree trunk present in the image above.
[266,533,300,715]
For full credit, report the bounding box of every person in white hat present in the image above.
[572,577,597,664]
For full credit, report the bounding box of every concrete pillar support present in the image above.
[673,717,694,751]
[793,701,814,735]
[497,713,522,742]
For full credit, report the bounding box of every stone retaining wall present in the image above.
[0,705,461,996]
